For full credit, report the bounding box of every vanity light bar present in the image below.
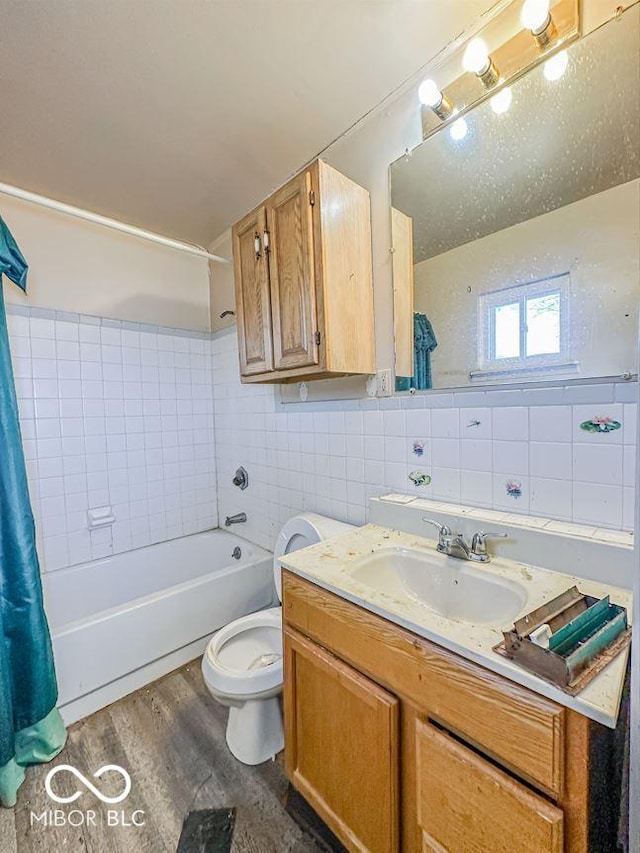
[419,0,578,141]
[521,0,558,49]
[417,79,454,121]
[462,38,500,90]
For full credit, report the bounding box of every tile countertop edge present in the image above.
[280,524,632,729]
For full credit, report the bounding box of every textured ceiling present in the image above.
[391,5,640,263]
[0,0,491,245]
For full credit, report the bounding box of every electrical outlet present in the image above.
[377,369,393,397]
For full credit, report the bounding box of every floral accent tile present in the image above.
[579,416,622,434]
[412,440,425,457]
[409,470,431,487]
[506,480,523,499]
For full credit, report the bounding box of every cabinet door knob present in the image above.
[254,233,262,259]
[263,229,270,253]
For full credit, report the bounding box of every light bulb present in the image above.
[449,116,468,141]
[544,50,568,81]
[521,0,551,34]
[463,38,490,75]
[490,87,512,115]
[418,79,442,108]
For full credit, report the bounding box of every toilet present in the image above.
[201,512,354,765]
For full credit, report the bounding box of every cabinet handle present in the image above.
[263,229,270,254]
[254,233,262,259]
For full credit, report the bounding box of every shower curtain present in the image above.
[0,216,65,807]
[395,312,438,392]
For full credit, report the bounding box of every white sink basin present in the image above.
[349,547,527,626]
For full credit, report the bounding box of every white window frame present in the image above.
[476,273,572,379]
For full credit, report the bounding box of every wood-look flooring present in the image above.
[1,662,321,853]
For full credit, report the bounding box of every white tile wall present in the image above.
[6,314,637,570]
[212,330,637,550]
[7,308,217,572]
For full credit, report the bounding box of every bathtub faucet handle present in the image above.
[233,467,249,490]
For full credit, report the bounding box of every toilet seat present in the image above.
[203,607,283,697]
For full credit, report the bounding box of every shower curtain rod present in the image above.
[0,182,229,264]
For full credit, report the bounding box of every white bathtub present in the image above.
[42,530,275,724]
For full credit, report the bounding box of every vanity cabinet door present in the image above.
[232,205,274,375]
[416,720,564,853]
[283,627,399,853]
[267,170,319,371]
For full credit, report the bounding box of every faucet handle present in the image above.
[471,530,508,556]
[422,517,452,537]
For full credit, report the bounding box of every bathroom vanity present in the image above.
[280,523,631,853]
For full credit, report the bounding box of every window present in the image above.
[477,274,571,378]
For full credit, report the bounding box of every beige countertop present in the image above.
[280,523,632,728]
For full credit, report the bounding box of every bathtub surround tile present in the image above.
[8,309,217,572]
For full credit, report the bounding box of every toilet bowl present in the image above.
[201,512,354,765]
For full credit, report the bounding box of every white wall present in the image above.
[414,180,640,387]
[208,229,236,334]
[2,194,211,331]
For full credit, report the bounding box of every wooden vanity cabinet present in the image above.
[282,570,619,853]
[284,628,399,853]
[232,159,375,383]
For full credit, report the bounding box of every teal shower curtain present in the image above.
[0,217,65,807]
[395,312,438,392]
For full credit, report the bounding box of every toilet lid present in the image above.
[273,513,354,601]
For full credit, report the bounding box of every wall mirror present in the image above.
[390,5,639,392]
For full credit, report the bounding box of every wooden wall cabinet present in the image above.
[232,160,375,383]
[282,570,621,853]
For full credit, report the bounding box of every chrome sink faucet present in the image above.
[422,518,507,563]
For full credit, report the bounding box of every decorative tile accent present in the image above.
[506,480,523,499]
[412,440,425,457]
[579,416,622,434]
[409,471,432,487]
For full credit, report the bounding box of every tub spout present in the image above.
[225,513,247,527]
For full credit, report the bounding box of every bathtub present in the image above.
[42,530,275,725]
